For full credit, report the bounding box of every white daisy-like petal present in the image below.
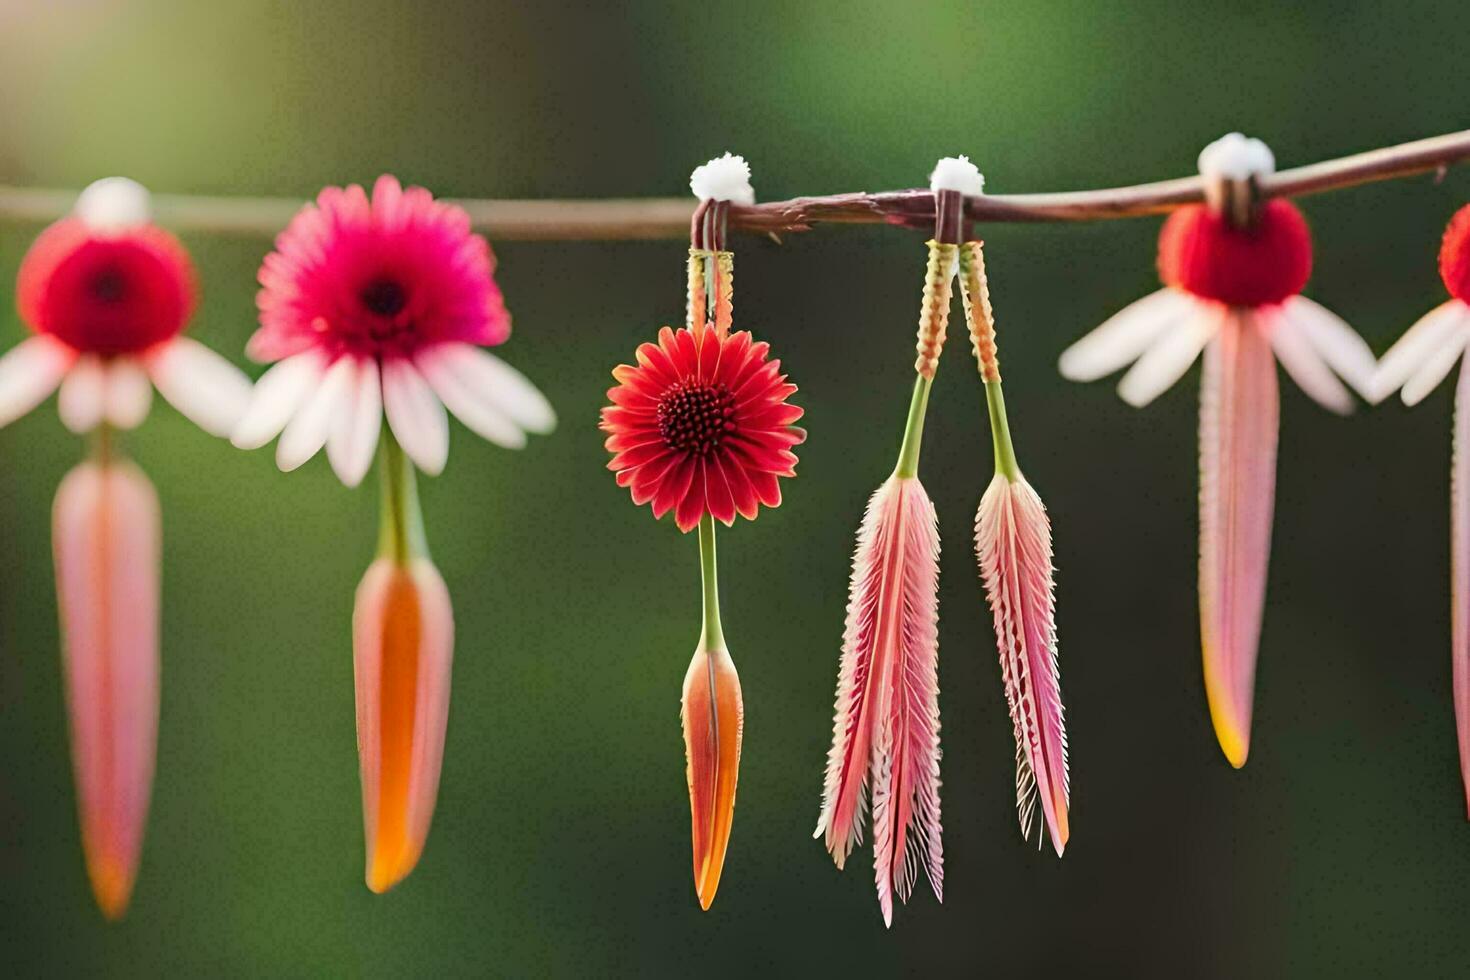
[1370,300,1467,404]
[277,355,356,472]
[147,337,253,438]
[232,352,325,450]
[1403,324,1470,407]
[1059,287,1194,382]
[418,343,556,435]
[58,354,106,434]
[1116,304,1221,408]
[104,357,154,429]
[1268,311,1354,415]
[415,348,526,449]
[382,357,449,476]
[1283,295,1378,400]
[326,356,382,488]
[0,336,75,428]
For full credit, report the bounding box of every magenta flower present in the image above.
[1059,135,1375,767]
[234,174,554,485]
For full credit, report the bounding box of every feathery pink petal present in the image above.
[53,459,161,920]
[815,474,942,926]
[353,557,454,893]
[975,472,1070,855]
[1454,359,1470,817]
[1198,313,1279,769]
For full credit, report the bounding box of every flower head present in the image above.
[0,177,250,437]
[234,174,554,485]
[601,325,804,532]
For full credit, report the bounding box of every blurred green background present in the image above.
[0,0,1467,975]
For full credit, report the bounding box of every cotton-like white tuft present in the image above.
[929,156,985,196]
[689,153,755,205]
[74,177,152,232]
[1197,133,1275,181]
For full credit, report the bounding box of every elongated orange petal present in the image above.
[53,459,161,920]
[1199,313,1278,768]
[353,557,454,893]
[681,644,743,910]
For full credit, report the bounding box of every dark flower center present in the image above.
[657,381,735,456]
[360,277,409,317]
[89,267,127,304]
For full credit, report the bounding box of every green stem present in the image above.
[376,428,428,564]
[893,375,932,479]
[90,423,114,464]
[697,513,726,651]
[985,379,1022,481]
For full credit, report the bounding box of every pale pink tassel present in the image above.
[1454,360,1470,816]
[975,472,1070,855]
[353,557,454,893]
[815,474,942,927]
[53,459,161,920]
[1198,312,1279,769]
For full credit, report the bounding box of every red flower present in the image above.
[1157,198,1313,308]
[601,325,805,532]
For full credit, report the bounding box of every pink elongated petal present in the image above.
[53,460,161,920]
[975,473,1070,856]
[0,335,75,427]
[1454,360,1470,817]
[1199,313,1279,769]
[814,475,942,927]
[146,337,252,437]
[354,557,454,893]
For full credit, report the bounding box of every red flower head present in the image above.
[1157,198,1313,308]
[1440,202,1470,304]
[601,325,805,532]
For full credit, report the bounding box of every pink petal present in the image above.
[1198,313,1279,768]
[1454,360,1470,817]
[53,460,161,919]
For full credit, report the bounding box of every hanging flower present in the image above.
[1368,202,1470,814]
[1058,134,1376,768]
[233,174,555,485]
[601,324,805,533]
[0,177,251,436]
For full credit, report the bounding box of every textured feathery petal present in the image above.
[1198,314,1279,769]
[1282,295,1378,401]
[1057,287,1192,382]
[814,475,942,926]
[1370,301,1467,404]
[53,460,160,920]
[1267,309,1355,415]
[681,645,743,910]
[1117,304,1219,408]
[975,473,1070,855]
[354,557,454,893]
[1455,360,1470,817]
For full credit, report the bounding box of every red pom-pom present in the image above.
[16,218,196,355]
[1157,199,1312,307]
[1439,203,1470,304]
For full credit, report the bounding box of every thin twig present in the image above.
[0,130,1465,241]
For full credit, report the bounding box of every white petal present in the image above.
[325,357,382,487]
[1116,305,1220,408]
[276,355,356,472]
[1403,321,1470,406]
[146,337,253,437]
[415,347,525,449]
[1059,288,1193,382]
[58,355,106,434]
[1370,301,1467,404]
[0,336,73,427]
[103,357,154,429]
[1268,312,1355,415]
[418,343,555,434]
[381,358,448,476]
[231,352,324,450]
[1283,296,1378,400]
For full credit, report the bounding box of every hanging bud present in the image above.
[681,641,743,910]
[53,458,161,920]
[353,556,454,893]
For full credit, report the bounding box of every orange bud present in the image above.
[353,557,453,893]
[681,644,743,910]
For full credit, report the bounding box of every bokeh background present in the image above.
[0,1,1466,975]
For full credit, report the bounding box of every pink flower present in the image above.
[1058,135,1376,767]
[0,177,250,437]
[233,175,554,485]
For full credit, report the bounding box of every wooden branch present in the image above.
[0,130,1464,241]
